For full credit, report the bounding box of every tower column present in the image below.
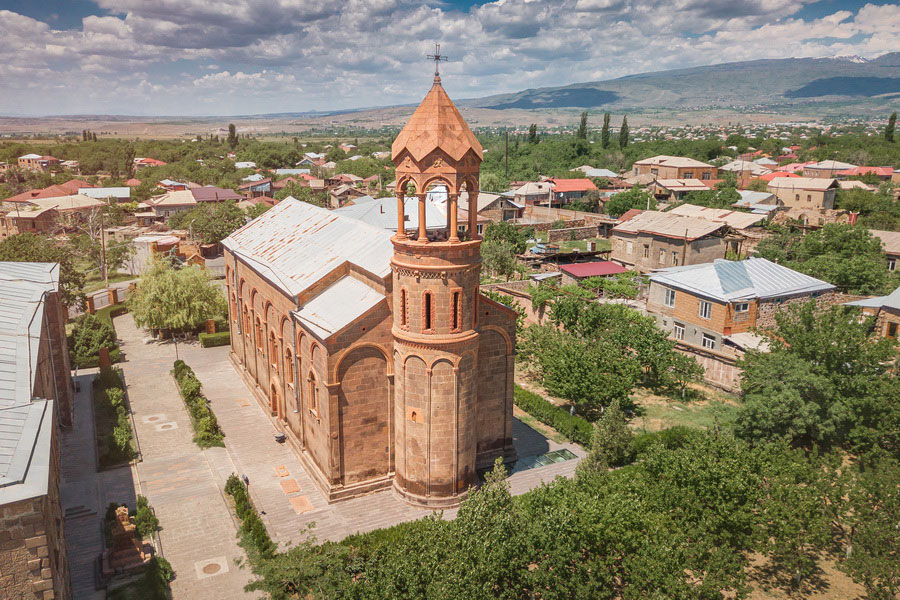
[396,192,407,240]
[468,190,479,239]
[417,193,428,242]
[448,194,459,242]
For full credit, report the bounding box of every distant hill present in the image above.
[462,53,900,111]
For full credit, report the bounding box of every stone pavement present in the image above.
[114,315,259,600]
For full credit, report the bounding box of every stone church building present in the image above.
[223,72,516,507]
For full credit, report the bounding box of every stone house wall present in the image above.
[547,225,600,243]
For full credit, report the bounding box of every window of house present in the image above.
[659,248,665,263]
[400,288,408,328]
[887,322,898,338]
[477,224,484,235]
[664,288,676,308]
[683,171,693,179]
[734,302,749,313]
[674,322,685,340]
[795,194,800,202]
[701,333,716,349]
[699,300,712,320]
[888,258,896,271]
[423,291,434,332]
[701,172,711,180]
[269,332,278,367]
[651,168,658,176]
[452,291,461,331]
[672,251,679,266]
[643,244,650,258]
[807,194,812,203]
[255,317,263,348]
[626,241,633,255]
[307,372,318,413]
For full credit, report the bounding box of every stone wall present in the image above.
[521,219,586,232]
[675,344,742,393]
[756,291,842,329]
[547,225,601,243]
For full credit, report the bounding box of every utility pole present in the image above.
[100,210,108,289]
[505,128,509,179]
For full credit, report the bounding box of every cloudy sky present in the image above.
[0,0,897,116]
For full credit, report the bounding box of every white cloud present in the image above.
[0,1,896,115]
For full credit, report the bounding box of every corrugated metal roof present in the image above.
[334,196,445,231]
[667,204,767,230]
[843,286,900,310]
[633,155,714,168]
[612,210,726,241]
[223,197,393,298]
[293,276,384,340]
[650,258,835,302]
[0,262,58,500]
[78,187,130,199]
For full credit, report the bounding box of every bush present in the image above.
[199,331,231,348]
[632,426,699,457]
[69,312,119,368]
[172,360,224,448]
[513,385,593,446]
[93,367,137,467]
[225,474,276,563]
[134,495,159,539]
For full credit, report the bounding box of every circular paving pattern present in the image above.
[147,416,161,422]
[202,563,221,575]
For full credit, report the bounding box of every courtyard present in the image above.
[60,313,584,598]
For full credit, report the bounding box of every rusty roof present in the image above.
[612,209,726,241]
[223,197,393,298]
[391,77,482,163]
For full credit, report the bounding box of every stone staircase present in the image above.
[64,505,97,520]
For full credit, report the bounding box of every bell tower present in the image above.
[390,58,485,507]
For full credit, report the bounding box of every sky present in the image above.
[0,0,897,116]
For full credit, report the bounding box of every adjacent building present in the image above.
[870,229,900,271]
[802,160,856,178]
[0,262,73,600]
[844,287,900,340]
[18,154,61,172]
[632,155,717,180]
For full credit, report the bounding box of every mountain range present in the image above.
[459,53,900,113]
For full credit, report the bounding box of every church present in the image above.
[222,69,517,507]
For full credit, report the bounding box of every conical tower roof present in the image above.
[391,77,483,163]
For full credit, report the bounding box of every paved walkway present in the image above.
[115,315,258,600]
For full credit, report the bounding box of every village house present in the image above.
[766,177,838,210]
[191,185,242,203]
[667,204,769,255]
[870,229,900,271]
[0,262,73,600]
[78,187,131,202]
[648,178,709,203]
[558,261,627,286]
[60,160,80,174]
[18,154,61,172]
[157,179,188,192]
[239,178,272,198]
[632,155,717,180]
[844,287,900,340]
[547,178,598,206]
[513,181,553,206]
[134,157,167,169]
[834,166,894,180]
[328,183,368,207]
[718,159,771,186]
[1,205,59,236]
[647,257,836,389]
[222,72,516,508]
[802,160,856,178]
[146,190,196,219]
[3,180,96,203]
[610,210,735,273]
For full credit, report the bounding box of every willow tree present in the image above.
[128,258,226,355]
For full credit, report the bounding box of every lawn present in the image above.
[629,385,740,433]
[83,271,134,293]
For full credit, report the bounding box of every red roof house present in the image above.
[835,166,893,179]
[559,261,627,283]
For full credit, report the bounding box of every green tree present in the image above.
[885,111,896,143]
[735,302,899,454]
[245,203,271,219]
[482,221,533,254]
[128,258,227,342]
[0,233,86,308]
[618,115,629,149]
[601,112,611,149]
[480,239,518,281]
[227,124,238,149]
[479,171,507,193]
[169,200,246,244]
[603,185,654,217]
[578,399,633,473]
[576,111,588,140]
[527,123,538,144]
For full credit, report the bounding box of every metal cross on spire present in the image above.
[427,43,448,79]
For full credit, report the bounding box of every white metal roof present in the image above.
[18,154,41,159]
[633,155,714,168]
[844,286,900,310]
[78,187,130,199]
[223,197,394,298]
[334,196,446,231]
[0,262,58,503]
[650,258,835,302]
[293,275,384,340]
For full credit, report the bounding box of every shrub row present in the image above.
[225,474,276,564]
[172,360,225,448]
[93,367,137,467]
[107,556,173,600]
[199,331,231,348]
[513,384,593,446]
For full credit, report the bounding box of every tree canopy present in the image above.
[603,185,655,217]
[128,258,226,333]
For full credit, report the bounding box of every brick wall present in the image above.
[756,291,841,329]
[547,225,600,243]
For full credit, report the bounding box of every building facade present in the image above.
[632,155,717,180]
[223,72,516,507]
[767,177,838,210]
[0,262,73,600]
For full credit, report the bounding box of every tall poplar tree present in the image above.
[886,112,897,143]
[601,112,611,148]
[576,111,588,140]
[619,115,629,149]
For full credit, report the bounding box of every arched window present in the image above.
[423,291,434,332]
[451,291,461,331]
[230,294,238,323]
[285,348,294,385]
[269,332,278,369]
[307,371,318,413]
[400,288,408,328]
[255,317,263,349]
[242,306,250,336]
